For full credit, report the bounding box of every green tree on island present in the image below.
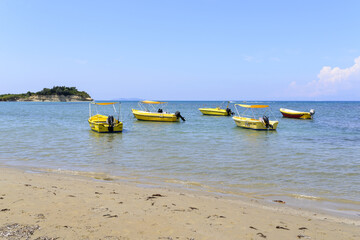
[0,86,92,101]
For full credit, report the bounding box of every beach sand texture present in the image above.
[0,167,359,240]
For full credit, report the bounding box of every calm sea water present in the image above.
[0,101,359,216]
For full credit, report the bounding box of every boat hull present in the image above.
[232,116,278,130]
[280,108,312,119]
[88,114,123,133]
[199,108,229,116]
[132,109,179,122]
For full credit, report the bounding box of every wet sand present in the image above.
[0,167,359,240]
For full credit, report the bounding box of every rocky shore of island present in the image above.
[15,94,93,102]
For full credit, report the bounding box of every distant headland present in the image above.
[0,86,93,102]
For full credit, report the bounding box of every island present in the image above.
[0,86,93,102]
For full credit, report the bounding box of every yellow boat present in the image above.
[232,104,278,130]
[88,102,123,133]
[199,101,234,116]
[280,108,315,119]
[132,100,185,122]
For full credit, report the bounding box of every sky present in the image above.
[1,0,360,101]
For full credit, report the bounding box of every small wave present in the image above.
[291,194,322,200]
[33,167,132,181]
[165,179,203,187]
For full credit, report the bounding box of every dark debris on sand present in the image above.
[257,232,267,238]
[276,226,290,230]
[147,194,166,200]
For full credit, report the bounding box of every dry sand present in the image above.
[0,167,359,240]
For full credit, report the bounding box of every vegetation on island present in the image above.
[0,86,92,101]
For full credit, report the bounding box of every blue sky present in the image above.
[1,0,360,100]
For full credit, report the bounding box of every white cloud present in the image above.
[289,56,360,98]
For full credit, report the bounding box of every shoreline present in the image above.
[0,166,359,239]
[33,166,360,220]
[2,164,360,221]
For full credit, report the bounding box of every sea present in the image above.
[0,101,359,218]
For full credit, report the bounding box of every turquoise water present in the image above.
[0,101,359,215]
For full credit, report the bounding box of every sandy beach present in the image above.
[0,167,359,240]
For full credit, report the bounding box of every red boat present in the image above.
[280,108,315,119]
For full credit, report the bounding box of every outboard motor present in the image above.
[261,115,273,129]
[158,108,163,113]
[226,108,234,116]
[175,111,186,121]
[107,115,115,132]
[310,109,315,116]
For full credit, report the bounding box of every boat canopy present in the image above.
[235,104,269,108]
[142,100,167,104]
[89,102,121,120]
[92,102,118,105]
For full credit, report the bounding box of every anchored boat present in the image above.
[132,100,185,122]
[280,108,315,119]
[88,102,123,133]
[232,104,278,130]
[199,101,234,116]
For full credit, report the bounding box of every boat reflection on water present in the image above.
[233,125,278,146]
[89,130,122,147]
